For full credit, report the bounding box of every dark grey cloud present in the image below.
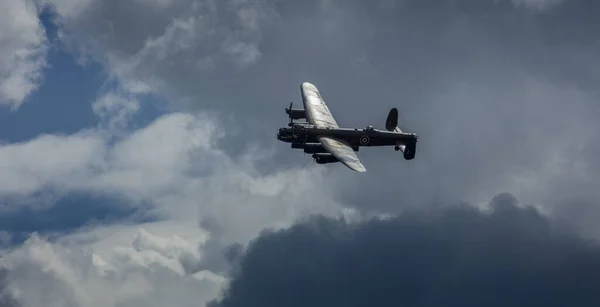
[209,194,600,307]
[176,0,600,215]
[251,0,600,214]
[51,0,600,225]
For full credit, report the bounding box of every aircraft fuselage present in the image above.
[277,125,418,148]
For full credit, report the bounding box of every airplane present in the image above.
[276,82,419,172]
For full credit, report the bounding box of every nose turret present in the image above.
[276,127,292,142]
[277,129,283,140]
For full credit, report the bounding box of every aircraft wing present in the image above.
[319,136,366,172]
[301,82,339,129]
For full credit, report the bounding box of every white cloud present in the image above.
[0,108,344,229]
[0,226,225,307]
[0,69,356,302]
[0,0,48,109]
[0,208,356,307]
[0,101,350,305]
[0,112,206,199]
[41,0,275,88]
[221,39,262,67]
[92,91,140,134]
[0,130,105,198]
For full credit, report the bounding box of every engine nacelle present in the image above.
[291,142,323,151]
[293,142,358,154]
[286,108,306,120]
[303,143,327,154]
[312,153,339,164]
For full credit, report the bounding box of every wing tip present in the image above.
[348,163,367,172]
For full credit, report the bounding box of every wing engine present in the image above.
[292,142,327,154]
[285,102,306,125]
[312,153,338,164]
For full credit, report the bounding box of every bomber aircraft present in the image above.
[276,82,419,172]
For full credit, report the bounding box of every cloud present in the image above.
[0,106,346,242]
[32,0,600,218]
[0,95,354,306]
[92,91,140,134]
[0,0,49,109]
[0,110,213,200]
[0,130,105,198]
[0,80,352,307]
[0,212,371,307]
[0,225,225,307]
[3,1,600,305]
[210,195,600,307]
[512,0,566,10]
[42,0,275,78]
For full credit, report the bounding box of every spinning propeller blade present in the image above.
[286,101,294,125]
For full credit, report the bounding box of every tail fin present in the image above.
[385,108,400,132]
[387,107,407,154]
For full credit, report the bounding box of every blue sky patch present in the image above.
[0,192,158,247]
[0,8,169,248]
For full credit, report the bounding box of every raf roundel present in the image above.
[359,135,370,145]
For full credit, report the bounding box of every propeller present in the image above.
[286,101,294,126]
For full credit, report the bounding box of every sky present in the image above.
[1,0,600,306]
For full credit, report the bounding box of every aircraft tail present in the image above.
[385,108,401,132]
[386,107,411,156]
